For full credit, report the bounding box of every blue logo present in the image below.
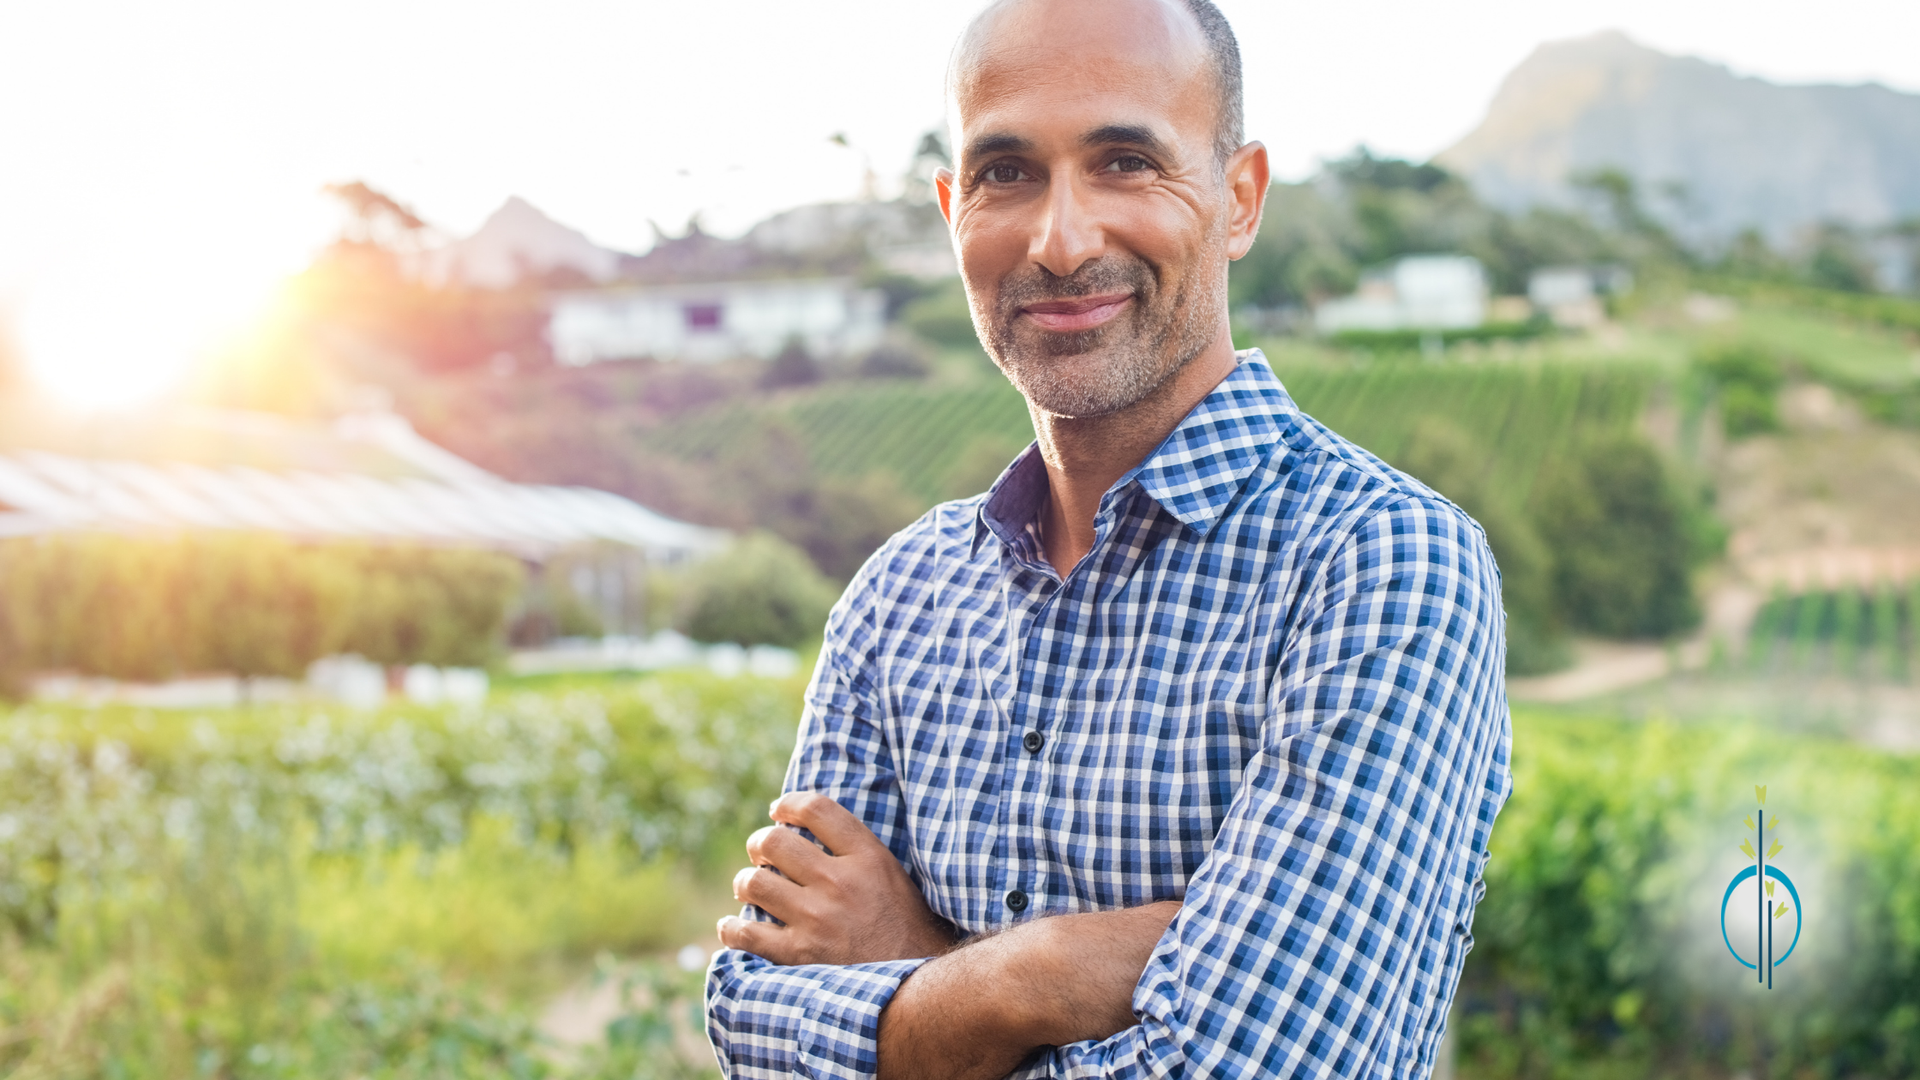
[1720,785,1800,987]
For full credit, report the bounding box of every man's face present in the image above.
[938,0,1247,419]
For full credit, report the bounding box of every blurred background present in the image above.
[2,1,1918,1076]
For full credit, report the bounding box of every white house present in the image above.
[548,278,887,366]
[1315,255,1489,334]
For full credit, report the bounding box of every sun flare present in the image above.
[20,259,282,412]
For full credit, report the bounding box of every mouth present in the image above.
[1018,292,1134,333]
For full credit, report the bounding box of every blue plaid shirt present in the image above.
[707,351,1513,1079]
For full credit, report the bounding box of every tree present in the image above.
[322,180,430,250]
[762,339,820,389]
[1534,438,1704,639]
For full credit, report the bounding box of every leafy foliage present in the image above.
[1461,712,1920,1079]
[1747,584,1920,683]
[1229,149,1621,308]
[0,534,523,684]
[1533,437,1710,638]
[1696,340,1786,437]
[675,533,840,648]
[0,673,800,1075]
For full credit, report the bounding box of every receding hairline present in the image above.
[946,0,1245,164]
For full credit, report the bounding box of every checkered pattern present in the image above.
[706,352,1513,1079]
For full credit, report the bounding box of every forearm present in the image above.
[876,902,1179,1080]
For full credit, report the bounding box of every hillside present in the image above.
[1437,31,1920,241]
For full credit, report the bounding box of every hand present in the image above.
[717,791,960,966]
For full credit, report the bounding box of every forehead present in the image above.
[950,0,1213,155]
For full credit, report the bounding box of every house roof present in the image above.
[0,405,723,560]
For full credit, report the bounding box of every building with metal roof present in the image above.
[0,404,723,561]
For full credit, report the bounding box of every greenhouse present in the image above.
[0,406,723,561]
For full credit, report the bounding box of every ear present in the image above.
[935,168,957,225]
[1222,142,1270,261]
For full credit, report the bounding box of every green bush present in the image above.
[675,533,839,648]
[0,533,524,684]
[1697,341,1785,437]
[1534,437,1708,638]
[1461,711,1920,1078]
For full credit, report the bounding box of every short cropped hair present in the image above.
[1180,0,1245,163]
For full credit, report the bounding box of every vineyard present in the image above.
[643,354,1662,515]
[1747,585,1920,682]
[1275,357,1659,509]
[645,379,1035,504]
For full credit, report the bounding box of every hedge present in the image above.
[0,533,524,685]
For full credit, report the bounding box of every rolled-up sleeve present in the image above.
[705,562,930,1079]
[1045,494,1513,1079]
[707,952,929,1079]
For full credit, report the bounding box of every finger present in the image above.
[733,865,806,919]
[716,915,792,964]
[746,824,830,885]
[770,791,888,859]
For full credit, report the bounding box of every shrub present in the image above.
[1534,437,1706,638]
[761,340,820,389]
[675,533,839,648]
[1697,341,1785,437]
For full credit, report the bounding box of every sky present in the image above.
[3,0,1918,406]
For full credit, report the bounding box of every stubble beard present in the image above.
[977,252,1225,420]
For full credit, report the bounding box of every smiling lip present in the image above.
[1019,293,1134,333]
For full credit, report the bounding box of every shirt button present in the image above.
[1022,730,1045,754]
[1004,889,1029,913]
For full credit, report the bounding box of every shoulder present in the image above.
[1252,401,1497,598]
[816,494,991,671]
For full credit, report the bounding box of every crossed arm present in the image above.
[705,495,1512,1079]
[717,792,1178,1080]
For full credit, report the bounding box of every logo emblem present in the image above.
[1720,785,1800,987]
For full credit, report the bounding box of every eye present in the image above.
[1107,155,1153,174]
[983,163,1026,184]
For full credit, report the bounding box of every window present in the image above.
[683,303,723,331]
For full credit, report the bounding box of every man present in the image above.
[706,0,1512,1077]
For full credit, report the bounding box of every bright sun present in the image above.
[20,259,280,412]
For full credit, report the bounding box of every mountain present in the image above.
[418,196,631,288]
[1436,31,1920,240]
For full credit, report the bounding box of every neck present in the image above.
[1032,330,1240,576]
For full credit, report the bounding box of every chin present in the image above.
[1001,343,1180,419]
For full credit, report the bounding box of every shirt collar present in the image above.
[972,349,1292,555]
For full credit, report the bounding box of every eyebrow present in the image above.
[962,132,1033,161]
[1081,124,1172,156]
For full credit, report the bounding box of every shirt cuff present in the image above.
[708,949,931,1079]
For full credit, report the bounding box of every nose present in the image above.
[1029,174,1103,278]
